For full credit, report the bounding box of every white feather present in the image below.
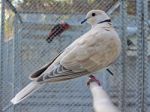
[11,82,45,104]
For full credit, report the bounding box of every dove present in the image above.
[87,75,120,112]
[47,21,113,75]
[46,21,70,43]
[11,10,121,104]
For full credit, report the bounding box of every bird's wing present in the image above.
[35,35,95,82]
[35,29,118,83]
[29,53,61,80]
[60,29,119,72]
[36,64,89,82]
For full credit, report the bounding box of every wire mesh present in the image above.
[0,0,150,112]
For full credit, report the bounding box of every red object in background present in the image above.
[46,21,70,43]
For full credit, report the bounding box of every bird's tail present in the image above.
[11,82,45,105]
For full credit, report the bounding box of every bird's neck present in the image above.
[92,22,112,28]
[97,19,111,24]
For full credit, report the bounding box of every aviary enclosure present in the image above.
[0,0,150,112]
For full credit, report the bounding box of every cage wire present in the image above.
[0,0,150,112]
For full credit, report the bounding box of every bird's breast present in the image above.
[79,30,121,72]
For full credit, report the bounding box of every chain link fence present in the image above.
[0,0,150,112]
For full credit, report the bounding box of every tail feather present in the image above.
[11,82,45,105]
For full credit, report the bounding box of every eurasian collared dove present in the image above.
[11,10,121,104]
[87,75,120,112]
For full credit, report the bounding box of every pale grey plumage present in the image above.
[11,10,121,104]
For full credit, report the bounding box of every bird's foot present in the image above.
[87,75,101,86]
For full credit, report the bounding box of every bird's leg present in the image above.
[106,69,113,76]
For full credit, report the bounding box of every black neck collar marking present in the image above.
[98,19,111,24]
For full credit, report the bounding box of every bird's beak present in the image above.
[81,17,90,24]
[81,18,87,24]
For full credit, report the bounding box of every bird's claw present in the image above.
[87,75,101,86]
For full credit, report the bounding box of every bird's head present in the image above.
[81,10,110,26]
[61,21,70,30]
[87,75,101,86]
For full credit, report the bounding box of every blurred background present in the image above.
[0,0,149,112]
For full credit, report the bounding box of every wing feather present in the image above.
[29,53,61,80]
[31,28,119,83]
[36,64,89,83]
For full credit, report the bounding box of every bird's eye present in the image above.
[92,13,96,16]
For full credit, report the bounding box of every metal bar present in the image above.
[143,0,149,112]
[107,1,120,15]
[118,0,128,112]
[5,0,23,23]
[136,0,148,112]
[0,0,5,111]
[12,14,22,112]
[12,15,17,112]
